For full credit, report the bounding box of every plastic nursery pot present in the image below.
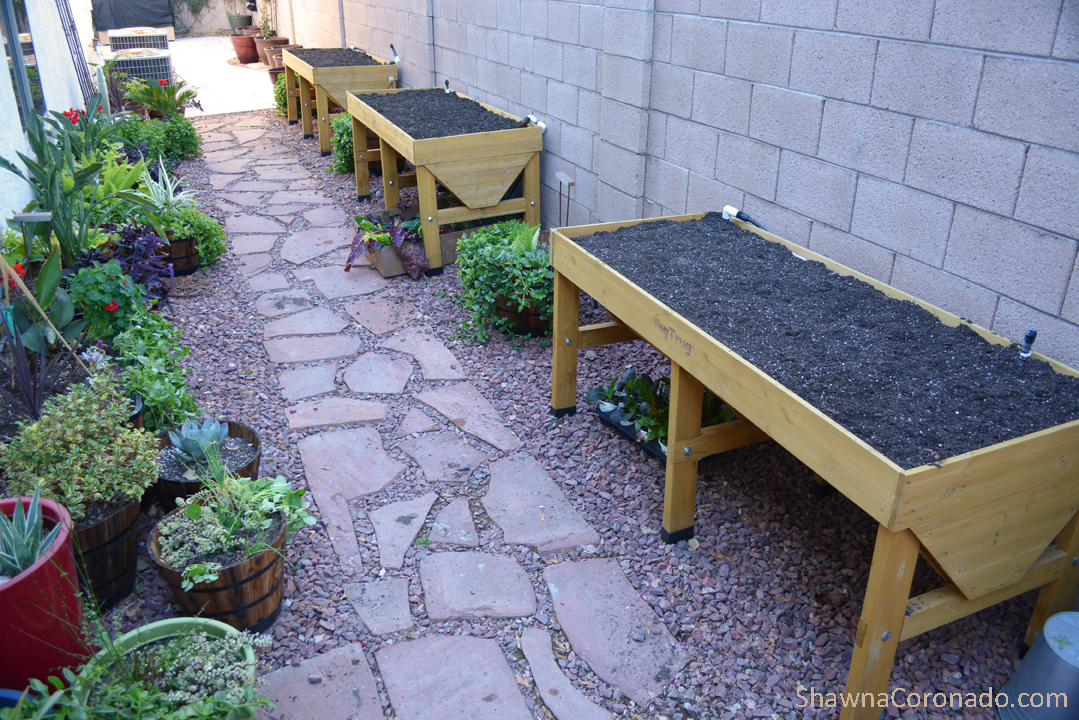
[0,497,88,692]
[230,33,259,64]
[74,499,141,610]
[149,509,286,632]
[163,230,200,277]
[154,420,262,512]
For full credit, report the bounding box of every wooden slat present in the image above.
[315,85,331,154]
[663,363,703,539]
[417,166,442,269]
[352,115,370,198]
[524,152,540,227]
[298,76,313,136]
[380,138,400,209]
[1026,511,1079,645]
[281,50,314,81]
[436,198,529,225]
[413,127,543,165]
[551,270,580,414]
[578,320,639,349]
[284,65,298,123]
[427,152,532,209]
[902,545,1067,642]
[671,419,771,464]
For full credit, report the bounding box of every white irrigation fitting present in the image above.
[389,43,401,64]
[1020,327,1038,358]
[445,79,452,93]
[526,115,547,133]
[721,205,767,232]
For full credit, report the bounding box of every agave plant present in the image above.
[130,158,198,219]
[0,485,64,578]
[168,419,229,461]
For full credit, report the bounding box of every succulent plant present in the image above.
[168,419,229,461]
[0,485,63,578]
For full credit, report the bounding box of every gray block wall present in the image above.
[286,0,1079,368]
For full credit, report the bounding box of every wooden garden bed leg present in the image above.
[550,270,579,417]
[298,76,314,139]
[524,153,540,227]
[662,363,703,543]
[381,138,400,210]
[285,66,298,124]
[417,166,442,272]
[315,86,331,156]
[1024,510,1079,647]
[351,116,371,201]
[841,526,920,720]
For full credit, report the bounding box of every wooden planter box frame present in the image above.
[549,212,1079,718]
[281,49,398,156]
[345,88,542,274]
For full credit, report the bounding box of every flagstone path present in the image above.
[194,113,684,720]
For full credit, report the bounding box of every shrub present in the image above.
[68,259,148,339]
[329,114,353,173]
[166,205,226,267]
[273,72,288,116]
[118,115,200,163]
[113,310,198,434]
[1,372,158,523]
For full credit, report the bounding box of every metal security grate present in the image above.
[105,48,173,85]
[54,0,95,103]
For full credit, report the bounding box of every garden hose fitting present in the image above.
[721,205,767,232]
[390,44,401,64]
[445,79,452,93]
[1020,327,1038,358]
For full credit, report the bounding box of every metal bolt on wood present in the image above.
[427,217,433,222]
[881,631,891,641]
[1073,556,1079,566]
[565,339,572,345]
[683,447,692,455]
[389,181,394,185]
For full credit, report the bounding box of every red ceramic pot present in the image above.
[230,33,259,64]
[0,498,87,692]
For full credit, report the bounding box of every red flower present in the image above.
[104,301,119,312]
[70,112,79,125]
[158,79,169,86]
[7,264,23,291]
[97,103,103,112]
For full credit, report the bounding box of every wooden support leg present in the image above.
[315,86,331,156]
[523,152,540,227]
[550,270,580,417]
[417,165,442,274]
[840,526,920,720]
[285,66,298,124]
[351,116,371,201]
[298,76,314,138]
[1025,510,1079,646]
[662,363,703,543]
[380,138,400,209]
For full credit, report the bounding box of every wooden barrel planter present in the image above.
[128,394,144,430]
[74,499,140,610]
[494,295,550,337]
[149,511,286,632]
[155,421,262,512]
[164,231,200,277]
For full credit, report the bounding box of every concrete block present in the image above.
[601,55,651,107]
[994,298,1079,368]
[657,0,701,12]
[605,8,653,61]
[564,46,598,92]
[761,0,837,30]
[749,85,823,156]
[495,0,519,32]
[547,81,579,124]
[715,130,780,201]
[475,58,497,94]
[664,116,719,177]
[742,196,812,245]
[547,2,580,45]
[651,63,693,119]
[601,98,649,153]
[574,168,599,211]
[653,12,672,63]
[579,5,605,50]
[497,64,521,104]
[597,181,644,222]
[725,22,794,86]
[648,111,667,157]
[818,101,913,183]
[670,15,726,74]
[1056,0,1079,60]
[974,56,1079,154]
[931,0,1059,55]
[836,0,933,39]
[533,38,563,81]
[691,73,751,134]
[466,24,487,57]
[520,72,547,113]
[446,20,468,52]
[435,0,456,22]
[790,31,876,104]
[1016,146,1079,239]
[486,29,509,64]
[508,33,533,73]
[519,0,547,38]
[645,157,690,214]
[578,90,602,133]
[1064,256,1079,324]
[699,0,759,20]
[891,256,1000,329]
[945,205,1076,314]
[561,125,595,171]
[776,152,857,231]
[686,172,745,215]
[906,120,1026,215]
[809,223,895,282]
[850,176,954,267]
[643,199,669,219]
[542,119,562,157]
[597,141,647,197]
[871,41,981,126]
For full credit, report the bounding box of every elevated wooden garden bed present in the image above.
[549,213,1079,718]
[345,88,542,273]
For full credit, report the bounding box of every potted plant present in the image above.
[0,487,87,693]
[226,8,253,31]
[1,373,159,609]
[149,447,314,631]
[156,418,262,511]
[345,212,429,280]
[126,159,204,275]
[124,78,200,120]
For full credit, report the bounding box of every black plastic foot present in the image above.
[357,194,371,202]
[321,150,331,157]
[551,405,577,418]
[288,120,298,125]
[424,266,444,277]
[303,133,314,139]
[661,526,694,544]
[1018,641,1030,660]
[812,481,837,499]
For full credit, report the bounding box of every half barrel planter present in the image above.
[155,420,262,512]
[75,499,141,610]
[493,296,550,337]
[164,230,200,277]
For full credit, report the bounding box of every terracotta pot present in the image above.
[268,66,285,85]
[241,27,260,36]
[230,33,259,64]
[254,36,289,65]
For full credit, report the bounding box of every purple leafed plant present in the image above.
[345,214,429,280]
[108,224,175,306]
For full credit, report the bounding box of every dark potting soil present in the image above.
[575,213,1079,469]
[288,47,381,67]
[354,89,521,140]
[78,496,133,530]
[158,437,259,483]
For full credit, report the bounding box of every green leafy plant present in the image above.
[169,418,228,461]
[0,485,63,578]
[68,260,148,339]
[125,78,199,119]
[0,679,64,720]
[130,158,197,220]
[113,309,198,433]
[329,114,353,173]
[165,205,226,267]
[273,71,288,115]
[346,213,428,279]
[181,561,222,591]
[7,251,86,355]
[1,372,158,523]
[117,115,201,163]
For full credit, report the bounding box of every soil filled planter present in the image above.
[149,512,286,632]
[230,34,258,64]
[155,421,261,512]
[74,499,140,610]
[0,497,87,692]
[164,231,200,277]
[493,295,550,337]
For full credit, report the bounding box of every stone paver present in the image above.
[415,383,521,453]
[376,635,531,720]
[395,408,437,437]
[343,352,413,394]
[420,552,536,620]
[277,363,337,401]
[400,432,488,484]
[346,296,414,334]
[276,216,297,225]
[295,265,388,299]
[206,159,250,174]
[256,642,382,720]
[379,327,466,381]
[249,143,291,158]
[255,290,316,318]
[209,173,241,190]
[238,253,272,277]
[233,128,265,143]
[431,498,479,547]
[226,214,283,234]
[204,149,247,164]
[267,190,333,204]
[231,234,278,255]
[304,205,348,227]
[544,559,688,708]
[286,398,387,431]
[264,336,362,364]
[202,140,234,152]
[264,307,349,338]
[259,158,297,166]
[258,166,310,181]
[199,131,232,142]
[247,273,291,292]
[368,492,437,569]
[521,629,614,720]
[257,204,308,216]
[290,178,319,189]
[315,495,362,574]
[220,192,266,207]
[280,228,354,265]
[345,577,413,635]
[233,180,285,191]
[482,454,600,553]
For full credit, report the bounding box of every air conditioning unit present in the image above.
[104,48,173,86]
[102,26,170,50]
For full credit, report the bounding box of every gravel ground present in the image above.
[99,107,1054,720]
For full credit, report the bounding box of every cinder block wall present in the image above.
[288,0,1079,366]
